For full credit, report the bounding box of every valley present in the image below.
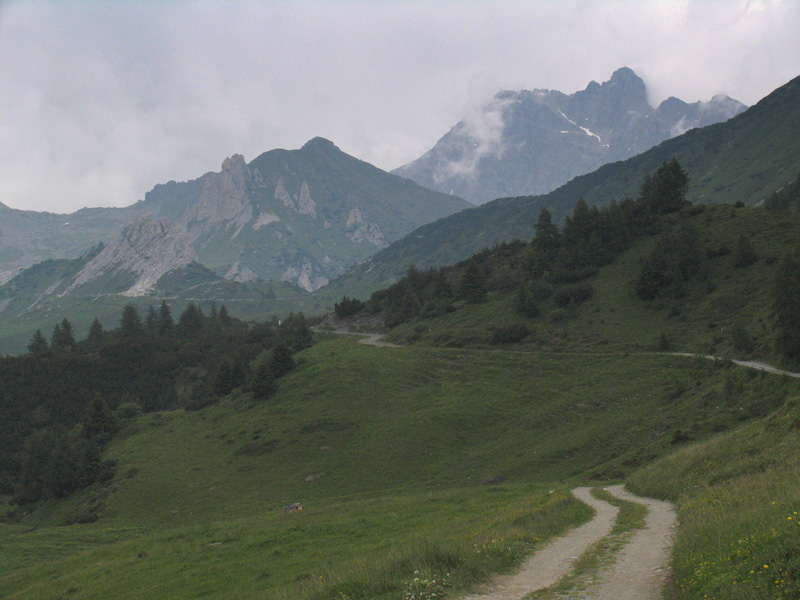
[1,66,800,600]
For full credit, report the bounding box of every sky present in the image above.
[1,0,800,214]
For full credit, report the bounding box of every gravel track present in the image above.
[458,486,675,600]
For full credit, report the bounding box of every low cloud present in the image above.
[1,0,799,213]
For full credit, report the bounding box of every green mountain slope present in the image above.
[323,72,800,298]
[3,195,800,598]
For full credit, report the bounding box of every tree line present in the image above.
[1,302,314,506]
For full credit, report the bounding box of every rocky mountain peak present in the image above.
[393,67,747,204]
[64,214,197,297]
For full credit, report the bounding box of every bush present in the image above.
[492,324,529,344]
[334,296,366,318]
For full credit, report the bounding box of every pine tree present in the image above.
[86,318,105,345]
[119,304,142,337]
[145,305,159,331]
[268,342,295,378]
[51,318,76,349]
[458,261,487,303]
[27,329,49,356]
[158,301,174,335]
[177,302,204,336]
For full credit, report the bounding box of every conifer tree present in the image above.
[269,342,295,378]
[119,304,142,337]
[27,329,49,356]
[86,318,105,345]
[158,301,174,335]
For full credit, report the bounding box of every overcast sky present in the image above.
[2,0,800,214]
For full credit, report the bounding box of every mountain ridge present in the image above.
[392,67,746,204]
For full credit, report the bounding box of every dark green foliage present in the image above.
[177,302,204,336]
[334,296,366,318]
[13,428,102,505]
[83,394,119,443]
[732,235,758,268]
[250,361,277,400]
[217,305,232,327]
[51,318,76,349]
[635,226,703,300]
[27,329,48,356]
[458,260,487,303]
[268,343,296,378]
[773,254,800,359]
[119,304,142,337]
[86,318,105,345]
[278,313,314,351]
[1,302,312,506]
[158,301,175,335]
[764,171,800,210]
[638,157,690,214]
[214,355,245,396]
[492,324,529,344]
[144,305,159,331]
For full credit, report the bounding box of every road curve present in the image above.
[459,486,675,600]
[460,488,618,600]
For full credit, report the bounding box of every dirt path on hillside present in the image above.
[313,327,401,348]
[669,352,800,378]
[459,486,675,600]
[460,488,618,600]
[576,485,676,600]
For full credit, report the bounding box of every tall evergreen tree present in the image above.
[177,302,204,336]
[268,342,295,378]
[119,304,142,337]
[145,305,159,332]
[86,318,105,345]
[158,301,175,335]
[51,318,76,349]
[27,328,49,356]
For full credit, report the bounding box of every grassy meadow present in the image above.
[3,332,799,599]
[628,394,800,600]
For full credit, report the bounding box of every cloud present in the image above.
[1,0,799,213]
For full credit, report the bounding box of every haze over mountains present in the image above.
[393,67,746,204]
[3,66,798,355]
[0,139,468,294]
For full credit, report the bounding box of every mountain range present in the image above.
[393,67,746,204]
[323,70,800,299]
[2,68,799,353]
[0,139,468,295]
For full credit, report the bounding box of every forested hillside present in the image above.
[0,303,312,508]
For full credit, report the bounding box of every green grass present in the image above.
[0,485,589,600]
[3,334,798,598]
[627,395,800,599]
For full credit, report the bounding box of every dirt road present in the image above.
[459,486,675,600]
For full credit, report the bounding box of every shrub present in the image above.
[492,324,529,344]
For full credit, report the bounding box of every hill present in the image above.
[393,67,745,205]
[3,187,800,598]
[325,72,800,299]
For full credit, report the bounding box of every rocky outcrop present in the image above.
[64,215,197,297]
[181,154,254,237]
[393,67,747,204]
[281,258,329,292]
